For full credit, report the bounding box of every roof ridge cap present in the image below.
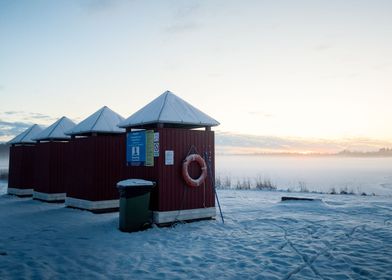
[156,91,170,123]
[20,125,35,142]
[46,117,64,138]
[91,107,106,132]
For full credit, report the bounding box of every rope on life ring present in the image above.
[182,154,208,187]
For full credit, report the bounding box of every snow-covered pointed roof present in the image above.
[66,106,125,136]
[7,124,44,145]
[118,91,220,129]
[33,117,76,141]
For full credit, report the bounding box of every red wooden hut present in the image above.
[118,91,220,224]
[32,116,76,202]
[64,106,125,212]
[7,124,43,196]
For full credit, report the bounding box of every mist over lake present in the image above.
[216,155,392,196]
[0,158,7,169]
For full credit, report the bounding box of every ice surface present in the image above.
[0,182,391,279]
[0,159,7,170]
[216,155,392,195]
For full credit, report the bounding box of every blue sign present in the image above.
[127,131,146,166]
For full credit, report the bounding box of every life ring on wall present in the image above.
[182,154,208,187]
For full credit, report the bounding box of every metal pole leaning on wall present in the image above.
[204,152,224,224]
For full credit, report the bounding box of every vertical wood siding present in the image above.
[66,135,125,201]
[34,142,69,194]
[8,145,37,189]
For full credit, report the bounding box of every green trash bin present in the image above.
[117,179,155,232]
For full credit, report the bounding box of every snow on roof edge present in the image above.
[118,119,220,128]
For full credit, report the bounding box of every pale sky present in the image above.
[1,0,392,149]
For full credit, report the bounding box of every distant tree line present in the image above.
[337,148,392,157]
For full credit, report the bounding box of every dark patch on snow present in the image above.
[281,197,322,202]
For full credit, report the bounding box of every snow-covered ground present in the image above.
[0,180,391,279]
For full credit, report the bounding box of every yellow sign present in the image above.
[145,130,154,166]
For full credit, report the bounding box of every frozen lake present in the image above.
[0,158,7,169]
[216,155,392,195]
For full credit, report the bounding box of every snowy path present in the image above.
[0,187,392,279]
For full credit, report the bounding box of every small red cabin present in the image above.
[7,124,43,196]
[119,91,220,224]
[64,106,125,212]
[32,117,76,202]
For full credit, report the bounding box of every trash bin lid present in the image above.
[117,179,155,188]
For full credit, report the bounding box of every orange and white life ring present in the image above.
[182,154,208,187]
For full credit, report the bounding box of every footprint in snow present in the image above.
[77,237,90,240]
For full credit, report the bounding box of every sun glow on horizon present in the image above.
[0,1,391,145]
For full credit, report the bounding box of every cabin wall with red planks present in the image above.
[34,142,69,194]
[8,145,37,190]
[65,135,125,201]
[123,128,215,212]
